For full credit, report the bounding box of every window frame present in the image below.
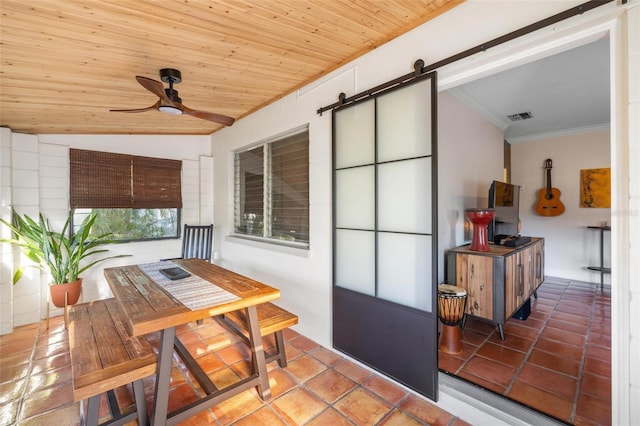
[233,126,310,249]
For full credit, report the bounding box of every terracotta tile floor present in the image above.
[438,277,611,425]
[1,314,469,425]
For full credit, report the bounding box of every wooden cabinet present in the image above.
[446,238,544,339]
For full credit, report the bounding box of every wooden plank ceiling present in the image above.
[0,0,463,135]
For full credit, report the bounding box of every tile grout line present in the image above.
[541,281,592,423]
[553,281,583,423]
[452,319,493,376]
[512,280,580,422]
[14,322,42,424]
[569,282,610,423]
[567,281,593,424]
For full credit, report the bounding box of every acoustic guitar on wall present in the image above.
[535,159,565,217]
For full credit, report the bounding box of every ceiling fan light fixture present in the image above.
[158,105,183,115]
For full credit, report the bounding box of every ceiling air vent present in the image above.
[507,111,534,121]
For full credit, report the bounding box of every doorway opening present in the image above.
[438,35,612,424]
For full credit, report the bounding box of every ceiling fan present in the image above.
[110,68,235,126]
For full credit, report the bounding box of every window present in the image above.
[234,128,309,247]
[72,208,179,241]
[69,149,182,241]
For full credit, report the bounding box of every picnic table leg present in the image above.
[151,326,176,426]
[133,379,148,426]
[86,395,100,426]
[246,306,271,400]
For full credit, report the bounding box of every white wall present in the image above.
[512,129,611,282]
[1,128,16,334]
[0,128,9,334]
[438,91,504,282]
[624,3,640,422]
[3,133,43,328]
[210,112,333,347]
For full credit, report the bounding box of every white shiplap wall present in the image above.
[0,128,15,334]
[9,134,42,326]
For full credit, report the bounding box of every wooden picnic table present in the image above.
[104,258,280,425]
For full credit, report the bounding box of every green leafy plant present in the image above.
[1,209,130,285]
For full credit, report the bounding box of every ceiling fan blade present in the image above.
[178,103,235,126]
[110,101,159,113]
[135,76,172,104]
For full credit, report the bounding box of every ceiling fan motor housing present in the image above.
[160,68,182,84]
[164,88,182,103]
[160,68,183,103]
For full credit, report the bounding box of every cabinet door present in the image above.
[523,245,536,298]
[455,254,493,320]
[533,240,545,290]
[505,252,526,319]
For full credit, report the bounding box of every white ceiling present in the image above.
[449,37,610,143]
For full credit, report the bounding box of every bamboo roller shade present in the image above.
[70,148,182,209]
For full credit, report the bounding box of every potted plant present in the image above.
[1,209,130,307]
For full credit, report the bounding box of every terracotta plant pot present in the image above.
[49,278,83,308]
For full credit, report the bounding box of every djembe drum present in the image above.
[437,284,467,355]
